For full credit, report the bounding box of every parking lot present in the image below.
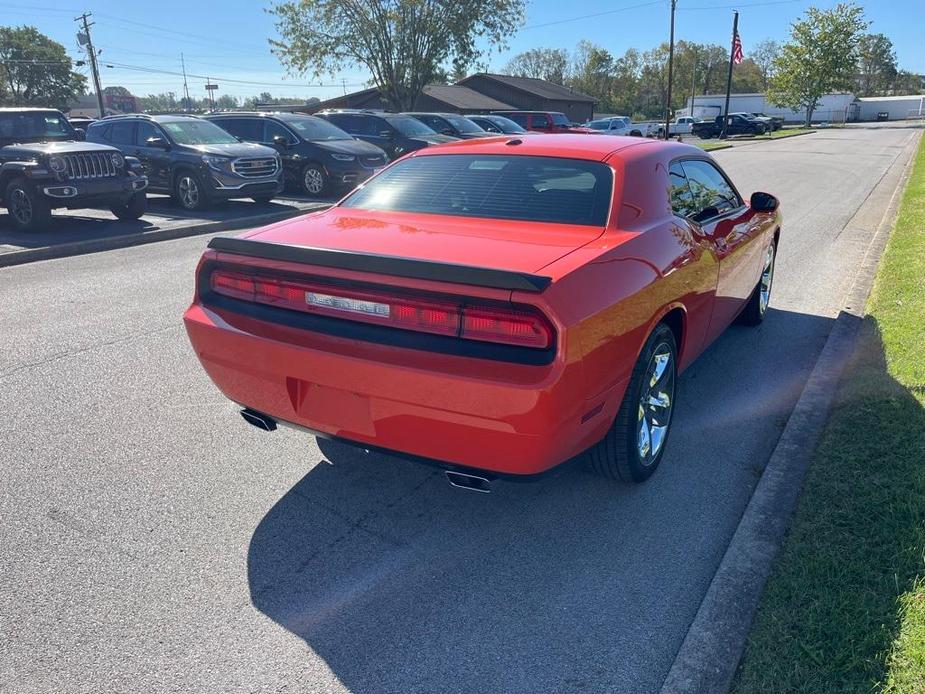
[0,193,332,265]
[0,123,921,693]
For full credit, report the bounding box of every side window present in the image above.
[336,114,365,135]
[263,120,293,144]
[668,162,696,218]
[109,121,135,145]
[223,118,261,141]
[506,113,529,127]
[680,159,742,221]
[135,121,160,146]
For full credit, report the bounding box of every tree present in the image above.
[749,39,780,90]
[856,33,897,96]
[0,26,87,107]
[269,0,525,111]
[768,3,868,126]
[891,70,925,96]
[103,85,132,97]
[503,48,569,84]
[214,94,240,109]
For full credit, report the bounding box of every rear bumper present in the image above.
[183,302,613,475]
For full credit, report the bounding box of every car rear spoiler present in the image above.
[206,237,552,293]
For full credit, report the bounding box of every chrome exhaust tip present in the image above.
[445,470,492,493]
[240,408,277,432]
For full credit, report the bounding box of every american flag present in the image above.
[732,32,743,65]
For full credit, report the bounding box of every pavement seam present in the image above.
[658,129,921,694]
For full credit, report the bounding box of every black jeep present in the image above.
[0,107,148,232]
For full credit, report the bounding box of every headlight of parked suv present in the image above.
[48,155,66,173]
[329,153,356,162]
[110,152,124,168]
[202,154,231,169]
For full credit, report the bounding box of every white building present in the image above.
[853,94,925,121]
[682,92,856,124]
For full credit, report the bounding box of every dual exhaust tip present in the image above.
[239,408,493,492]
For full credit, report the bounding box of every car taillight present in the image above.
[208,268,553,350]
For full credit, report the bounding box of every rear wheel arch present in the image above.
[659,307,686,363]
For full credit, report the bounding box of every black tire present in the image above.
[630,130,642,137]
[251,195,274,204]
[110,192,147,220]
[173,170,208,211]
[5,178,52,232]
[300,163,328,196]
[739,241,776,326]
[588,323,678,483]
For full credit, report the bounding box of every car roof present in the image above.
[0,107,63,113]
[409,133,702,162]
[405,112,466,118]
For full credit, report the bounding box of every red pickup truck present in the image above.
[491,110,594,134]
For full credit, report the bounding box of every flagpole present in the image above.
[720,10,739,139]
[664,0,677,140]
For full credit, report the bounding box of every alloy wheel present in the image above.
[178,176,200,209]
[759,244,775,315]
[9,188,32,225]
[637,342,675,465]
[303,167,325,195]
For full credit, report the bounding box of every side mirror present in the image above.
[750,191,779,213]
[378,130,394,140]
[74,127,86,141]
[272,134,289,148]
[146,136,169,149]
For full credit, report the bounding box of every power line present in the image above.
[101,60,367,89]
[75,12,105,118]
[522,1,663,30]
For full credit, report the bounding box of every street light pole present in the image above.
[664,0,677,140]
[720,10,739,139]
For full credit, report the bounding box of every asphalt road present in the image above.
[1,123,920,694]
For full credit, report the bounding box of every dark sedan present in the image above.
[404,113,493,139]
[466,114,528,135]
[205,112,388,196]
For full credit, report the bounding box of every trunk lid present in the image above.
[240,207,604,277]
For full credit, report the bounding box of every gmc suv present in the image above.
[205,112,388,196]
[87,114,282,210]
[1,107,148,232]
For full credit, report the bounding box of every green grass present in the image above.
[732,134,925,693]
[696,141,733,151]
[747,127,816,140]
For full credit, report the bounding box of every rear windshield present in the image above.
[341,154,612,226]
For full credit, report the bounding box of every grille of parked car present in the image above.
[64,152,116,179]
[231,158,279,178]
[360,155,386,167]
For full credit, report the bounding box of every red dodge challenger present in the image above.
[184,134,780,491]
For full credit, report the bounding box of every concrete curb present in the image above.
[659,130,921,694]
[0,204,329,269]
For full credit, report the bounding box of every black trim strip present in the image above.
[207,236,552,293]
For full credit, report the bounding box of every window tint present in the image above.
[415,115,445,131]
[136,121,160,146]
[334,114,378,136]
[109,121,135,145]
[263,119,293,144]
[215,118,261,141]
[342,154,612,226]
[551,113,570,126]
[668,162,697,218]
[679,159,742,220]
[504,113,529,127]
[386,115,435,137]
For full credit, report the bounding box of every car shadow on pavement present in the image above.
[0,213,153,249]
[246,307,837,693]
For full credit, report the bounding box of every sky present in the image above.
[5,0,924,103]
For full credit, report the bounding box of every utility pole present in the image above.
[720,11,739,139]
[181,53,191,111]
[690,46,697,117]
[75,12,104,118]
[664,0,677,140]
[341,78,347,96]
